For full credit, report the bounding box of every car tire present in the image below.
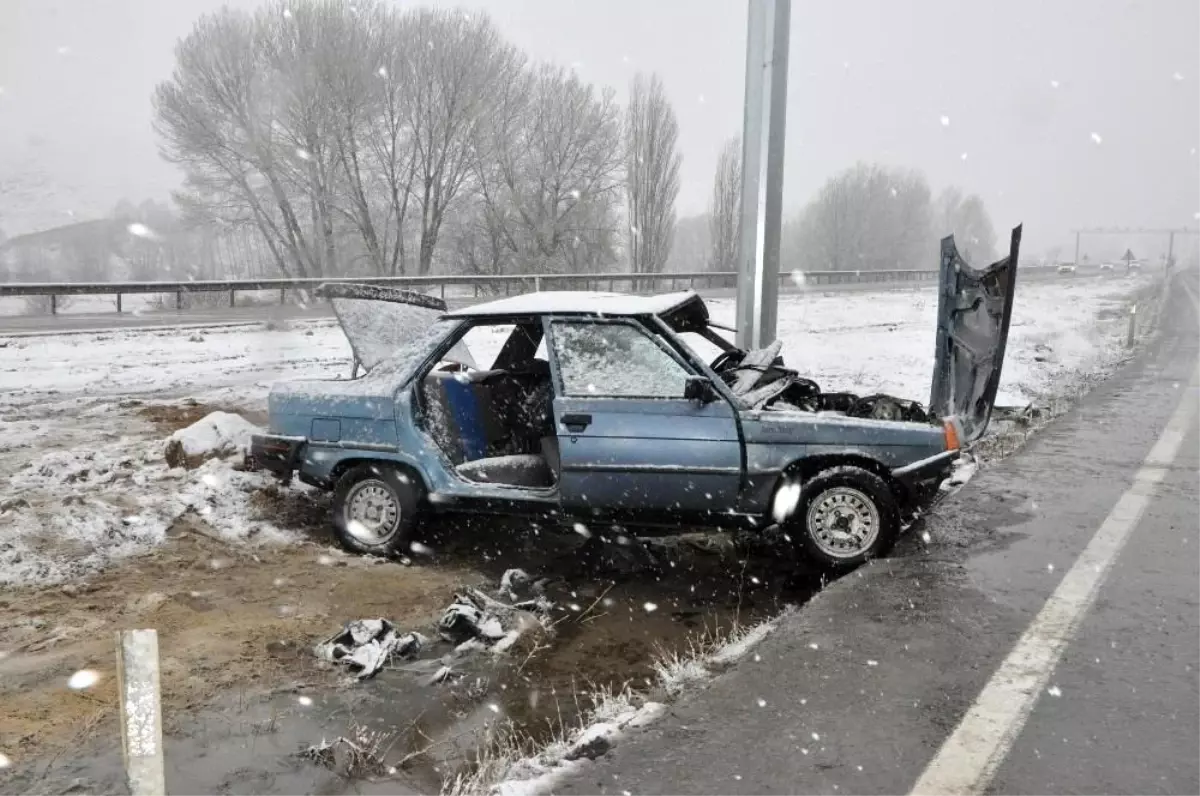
[788,465,900,571]
[331,464,422,557]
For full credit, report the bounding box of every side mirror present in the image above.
[684,376,717,404]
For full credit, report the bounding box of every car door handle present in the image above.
[561,413,592,433]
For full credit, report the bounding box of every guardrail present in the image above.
[0,268,939,314]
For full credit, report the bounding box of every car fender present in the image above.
[741,450,901,516]
[298,444,428,491]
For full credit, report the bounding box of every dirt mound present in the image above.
[163,410,261,469]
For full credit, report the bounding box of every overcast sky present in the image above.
[0,0,1197,255]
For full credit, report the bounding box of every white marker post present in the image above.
[116,629,166,796]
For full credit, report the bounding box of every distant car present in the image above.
[1100,262,1114,272]
[250,243,1018,571]
[1057,264,1077,275]
[1127,260,1142,271]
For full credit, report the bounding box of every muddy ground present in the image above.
[0,400,812,795]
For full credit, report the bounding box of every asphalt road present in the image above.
[552,270,1199,795]
[0,267,1086,336]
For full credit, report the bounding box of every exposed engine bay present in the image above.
[709,339,933,423]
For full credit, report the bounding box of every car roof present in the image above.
[443,290,701,319]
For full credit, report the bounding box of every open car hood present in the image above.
[929,225,1022,442]
[317,283,474,373]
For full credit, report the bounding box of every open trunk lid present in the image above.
[929,225,1022,442]
[317,283,474,373]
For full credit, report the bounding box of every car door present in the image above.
[929,224,1022,442]
[544,316,743,517]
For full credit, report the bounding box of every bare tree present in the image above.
[400,9,525,275]
[784,162,934,273]
[625,73,681,274]
[935,186,997,266]
[154,5,328,277]
[708,136,741,272]
[463,63,624,276]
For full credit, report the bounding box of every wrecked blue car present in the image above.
[251,229,1020,570]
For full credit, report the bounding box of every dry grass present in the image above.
[441,613,786,796]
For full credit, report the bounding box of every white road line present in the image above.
[911,366,1200,796]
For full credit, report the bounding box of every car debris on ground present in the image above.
[313,619,425,679]
[311,569,555,680]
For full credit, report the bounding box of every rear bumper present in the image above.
[247,434,307,479]
[891,449,959,505]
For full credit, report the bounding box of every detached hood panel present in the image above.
[929,225,1022,442]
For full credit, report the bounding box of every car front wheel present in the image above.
[790,465,899,570]
[331,464,421,557]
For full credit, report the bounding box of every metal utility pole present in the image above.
[735,0,791,350]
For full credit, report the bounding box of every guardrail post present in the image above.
[535,275,541,292]
[175,290,183,310]
[50,294,57,315]
[116,629,165,796]
[279,287,286,306]
[116,293,123,313]
[229,288,236,308]
[440,282,446,301]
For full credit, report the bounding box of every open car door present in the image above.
[317,283,474,374]
[929,225,1022,442]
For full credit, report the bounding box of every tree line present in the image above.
[153,0,682,280]
[676,148,998,275]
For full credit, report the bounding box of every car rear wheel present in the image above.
[331,464,421,557]
[789,466,899,570]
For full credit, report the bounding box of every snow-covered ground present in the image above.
[0,276,1152,587]
[1,277,1147,409]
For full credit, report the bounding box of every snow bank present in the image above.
[164,410,260,468]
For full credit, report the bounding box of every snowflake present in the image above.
[1047,685,1062,697]
[756,697,767,707]
[643,601,658,613]
[939,115,950,127]
[1090,132,1103,145]
[68,669,100,690]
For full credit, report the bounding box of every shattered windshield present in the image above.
[1,0,1196,794]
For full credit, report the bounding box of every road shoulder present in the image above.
[551,277,1198,795]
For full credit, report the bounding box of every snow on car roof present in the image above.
[443,290,701,318]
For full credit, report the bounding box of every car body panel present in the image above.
[551,395,744,514]
[929,225,1022,442]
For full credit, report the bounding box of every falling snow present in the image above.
[939,115,950,126]
[1090,132,1103,145]
[1047,685,1062,697]
[68,669,100,690]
